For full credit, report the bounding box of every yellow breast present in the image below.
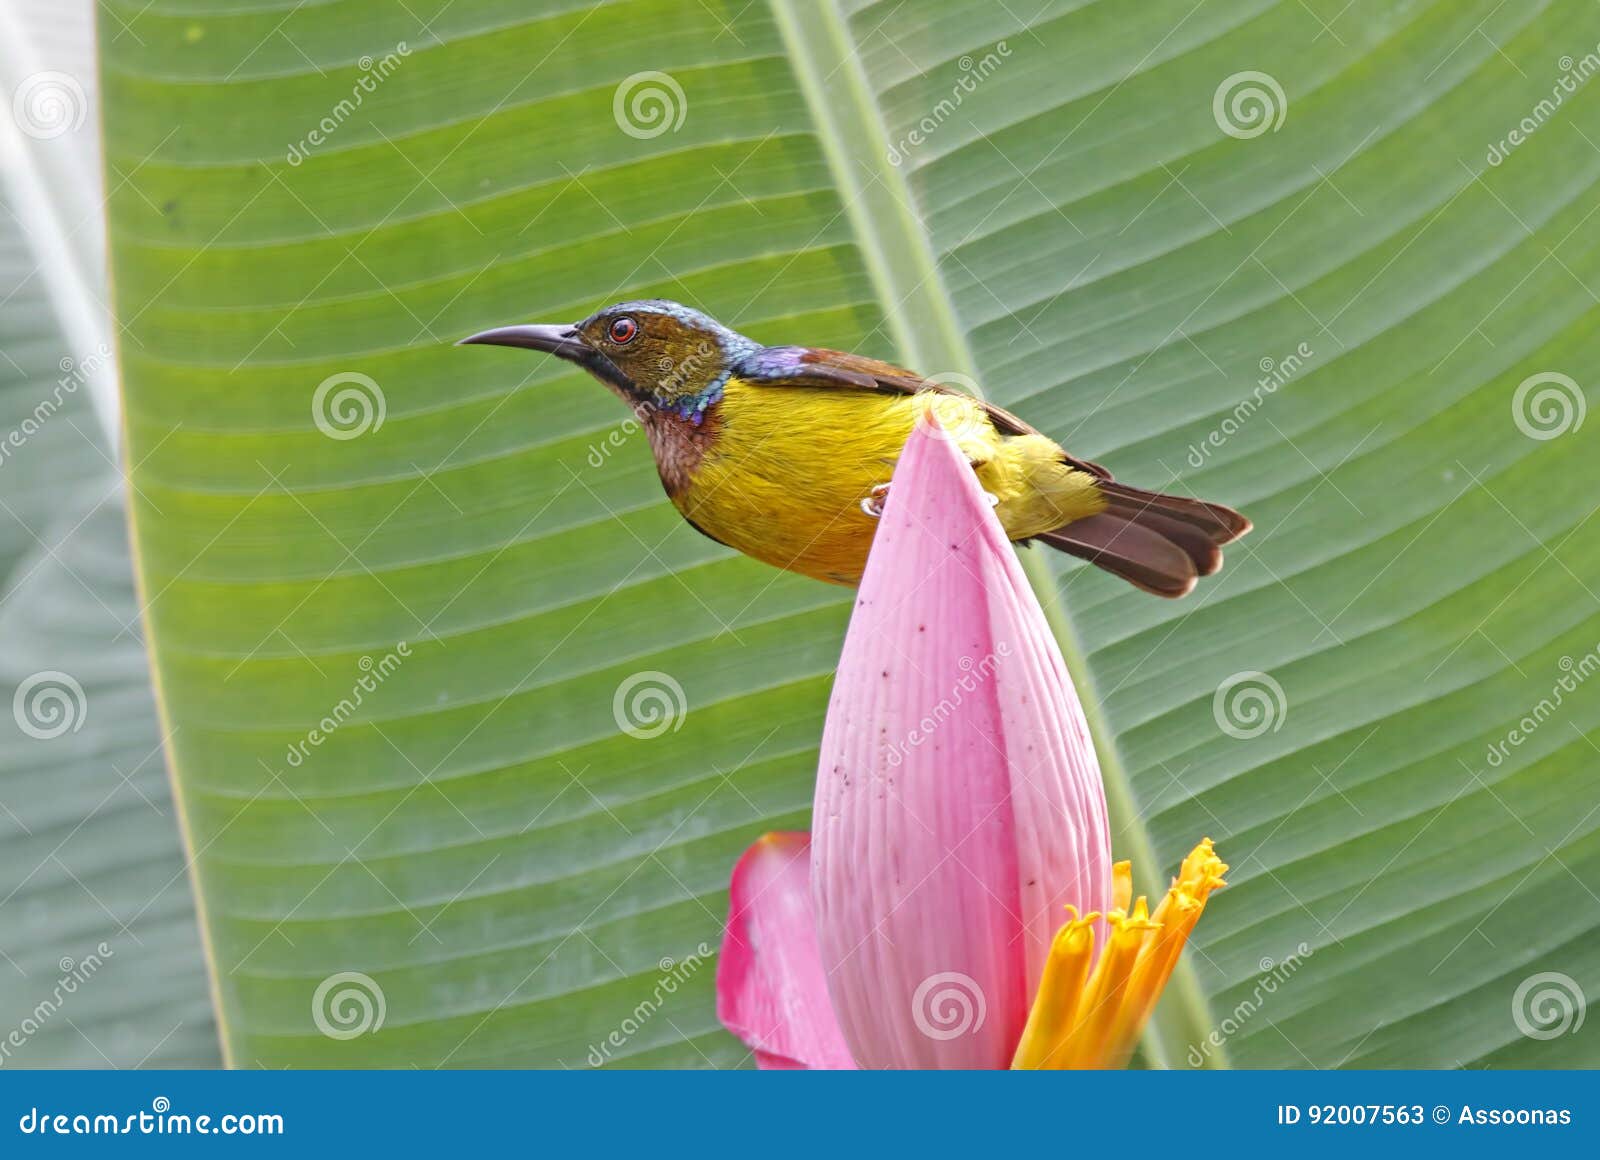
[671,381,1103,585]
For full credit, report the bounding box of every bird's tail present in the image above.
[1036,481,1251,598]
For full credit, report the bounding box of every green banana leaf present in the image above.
[99,0,1598,1068]
[0,196,103,583]
[0,176,217,1063]
[0,488,221,1067]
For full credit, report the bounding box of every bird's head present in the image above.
[458,299,757,415]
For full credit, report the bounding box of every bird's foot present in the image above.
[860,483,891,518]
[861,483,1000,517]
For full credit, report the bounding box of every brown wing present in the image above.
[739,346,1112,479]
[735,345,1250,598]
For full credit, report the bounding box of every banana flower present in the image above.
[716,413,1225,1069]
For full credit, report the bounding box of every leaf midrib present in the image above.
[767,0,1223,1069]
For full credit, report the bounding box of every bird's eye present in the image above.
[608,317,638,344]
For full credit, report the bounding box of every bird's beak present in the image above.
[456,323,587,361]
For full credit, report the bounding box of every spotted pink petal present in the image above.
[715,832,857,1070]
[810,413,1113,1069]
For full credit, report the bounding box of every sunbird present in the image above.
[460,301,1249,596]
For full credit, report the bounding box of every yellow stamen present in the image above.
[1012,838,1228,1070]
[1011,909,1097,1070]
[1111,860,1132,913]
